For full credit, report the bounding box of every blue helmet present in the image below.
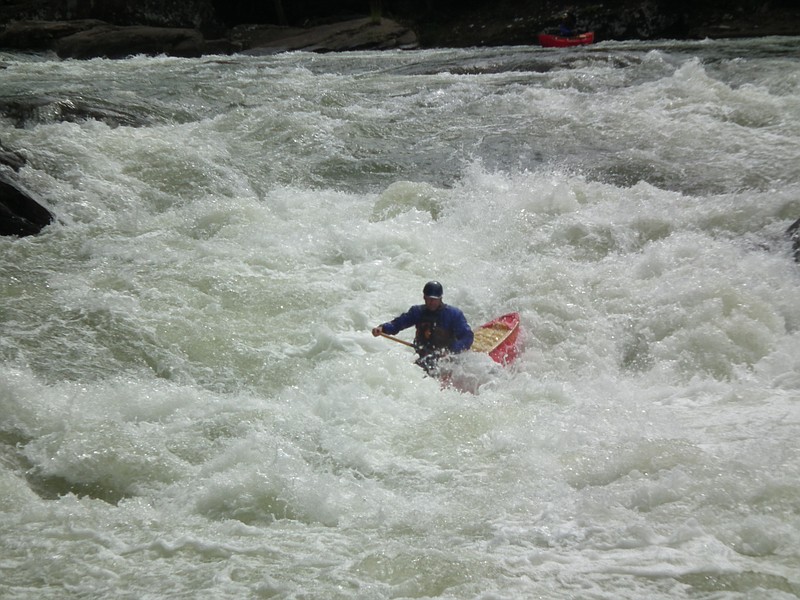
[423,281,443,298]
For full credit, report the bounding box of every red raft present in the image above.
[538,31,595,48]
[470,312,521,366]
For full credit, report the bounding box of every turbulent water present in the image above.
[2,36,800,599]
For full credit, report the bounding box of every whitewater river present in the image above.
[2,36,800,598]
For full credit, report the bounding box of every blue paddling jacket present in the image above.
[380,304,474,355]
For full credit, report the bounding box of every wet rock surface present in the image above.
[0,172,54,237]
[0,16,418,58]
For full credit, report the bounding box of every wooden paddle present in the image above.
[379,332,415,348]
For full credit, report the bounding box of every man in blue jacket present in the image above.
[372,281,474,374]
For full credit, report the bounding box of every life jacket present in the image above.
[414,308,454,355]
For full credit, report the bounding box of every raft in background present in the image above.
[538,31,595,47]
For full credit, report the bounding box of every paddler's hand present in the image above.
[371,325,383,337]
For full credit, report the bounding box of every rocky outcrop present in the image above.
[1,140,53,237]
[787,218,800,263]
[0,19,227,59]
[232,17,418,54]
[54,23,207,59]
[0,143,26,172]
[0,173,54,237]
[0,96,150,128]
[0,19,104,51]
[0,17,416,58]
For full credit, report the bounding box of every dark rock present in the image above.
[0,19,106,51]
[55,24,206,59]
[0,174,54,237]
[0,96,149,128]
[0,17,414,58]
[787,217,800,263]
[0,20,210,59]
[0,18,416,58]
[0,142,26,171]
[233,17,417,53]
[201,37,240,54]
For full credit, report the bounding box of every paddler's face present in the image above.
[424,296,442,311]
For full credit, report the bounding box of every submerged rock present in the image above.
[0,96,149,128]
[1,141,53,237]
[0,174,54,237]
[0,142,26,172]
[787,217,800,262]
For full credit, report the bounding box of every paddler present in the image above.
[372,281,474,375]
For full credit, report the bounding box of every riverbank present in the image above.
[1,1,799,58]
[415,1,800,47]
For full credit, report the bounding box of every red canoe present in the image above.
[538,31,595,48]
[471,312,521,366]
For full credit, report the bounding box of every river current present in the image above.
[1,37,800,599]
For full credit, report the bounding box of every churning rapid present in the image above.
[1,36,800,599]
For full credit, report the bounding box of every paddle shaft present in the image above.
[379,332,415,348]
